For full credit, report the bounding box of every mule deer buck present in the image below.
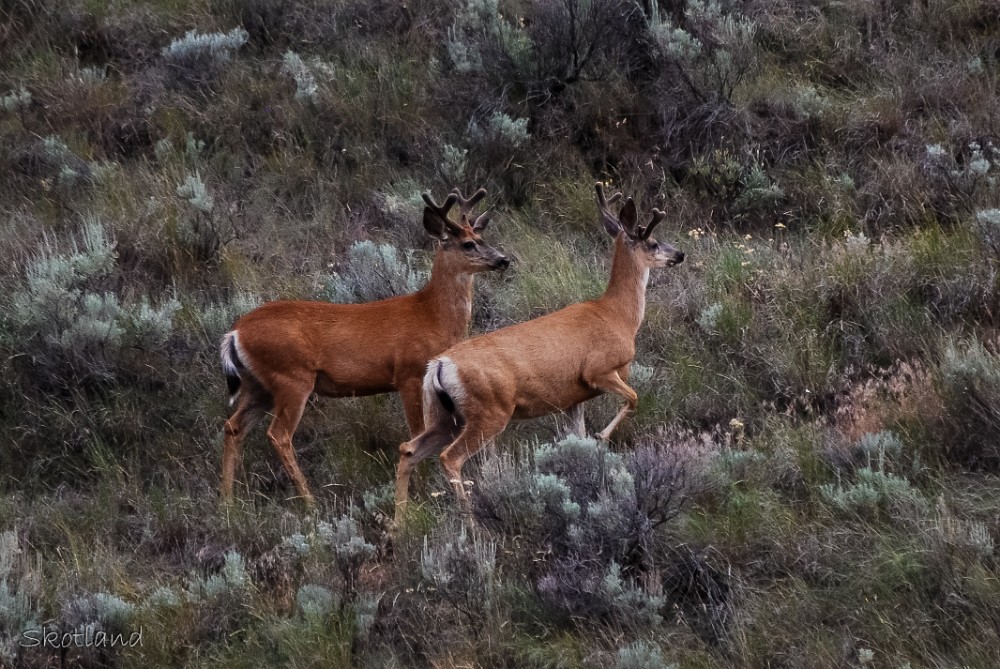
[220,188,509,505]
[394,183,684,524]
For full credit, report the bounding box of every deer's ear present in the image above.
[471,212,491,233]
[602,212,622,237]
[618,198,638,235]
[423,208,449,240]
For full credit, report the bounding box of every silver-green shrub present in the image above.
[282,51,319,103]
[446,0,532,75]
[974,208,1000,255]
[611,641,676,669]
[376,179,426,222]
[442,143,468,182]
[198,292,262,339]
[476,437,693,628]
[469,111,530,149]
[296,584,337,618]
[63,592,135,632]
[161,27,248,64]
[9,218,184,378]
[420,526,497,619]
[186,550,250,600]
[177,171,214,213]
[819,467,926,518]
[421,526,497,605]
[11,218,121,374]
[324,240,424,303]
[282,516,374,593]
[647,0,757,101]
[1,87,31,115]
[938,338,1000,469]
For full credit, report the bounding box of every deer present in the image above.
[393,183,684,525]
[220,188,510,506]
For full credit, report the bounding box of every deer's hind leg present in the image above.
[394,412,462,526]
[264,375,316,506]
[222,381,273,503]
[437,406,514,518]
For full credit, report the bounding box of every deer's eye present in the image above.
[462,241,477,250]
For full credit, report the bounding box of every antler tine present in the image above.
[594,182,623,214]
[422,192,460,220]
[450,187,488,218]
[641,208,667,240]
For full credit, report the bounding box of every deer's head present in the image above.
[422,188,510,273]
[596,183,685,268]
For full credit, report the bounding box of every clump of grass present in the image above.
[0,531,41,667]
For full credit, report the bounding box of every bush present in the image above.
[420,525,497,621]
[938,339,1000,471]
[474,437,696,630]
[7,217,183,385]
[324,240,424,303]
[819,467,926,520]
[161,27,249,91]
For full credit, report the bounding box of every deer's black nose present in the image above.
[676,251,685,263]
[495,256,510,270]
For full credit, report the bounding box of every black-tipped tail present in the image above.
[220,332,245,406]
[434,362,456,415]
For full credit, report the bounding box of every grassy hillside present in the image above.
[1,0,999,666]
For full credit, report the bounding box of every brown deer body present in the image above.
[394,184,684,524]
[221,189,509,505]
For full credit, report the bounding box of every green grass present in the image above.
[2,0,1000,666]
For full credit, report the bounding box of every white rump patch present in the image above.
[220,331,241,378]
[423,356,467,409]
[436,356,466,403]
[220,331,253,406]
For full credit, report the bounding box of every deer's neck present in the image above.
[423,247,474,339]
[598,236,649,335]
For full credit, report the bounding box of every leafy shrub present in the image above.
[852,430,911,475]
[474,437,696,630]
[0,87,31,117]
[186,550,250,600]
[296,584,337,618]
[282,50,319,102]
[161,27,249,65]
[537,559,664,628]
[324,240,424,303]
[974,208,1000,255]
[62,591,135,636]
[161,27,249,90]
[469,111,530,148]
[608,641,676,669]
[197,293,263,340]
[922,141,999,218]
[648,0,758,102]
[8,218,183,384]
[176,171,214,214]
[819,467,926,520]
[420,526,497,619]
[282,516,375,595]
[929,497,995,562]
[938,339,1000,470]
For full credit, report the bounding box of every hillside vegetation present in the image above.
[2,0,1000,666]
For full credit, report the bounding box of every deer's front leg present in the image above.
[586,370,638,441]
